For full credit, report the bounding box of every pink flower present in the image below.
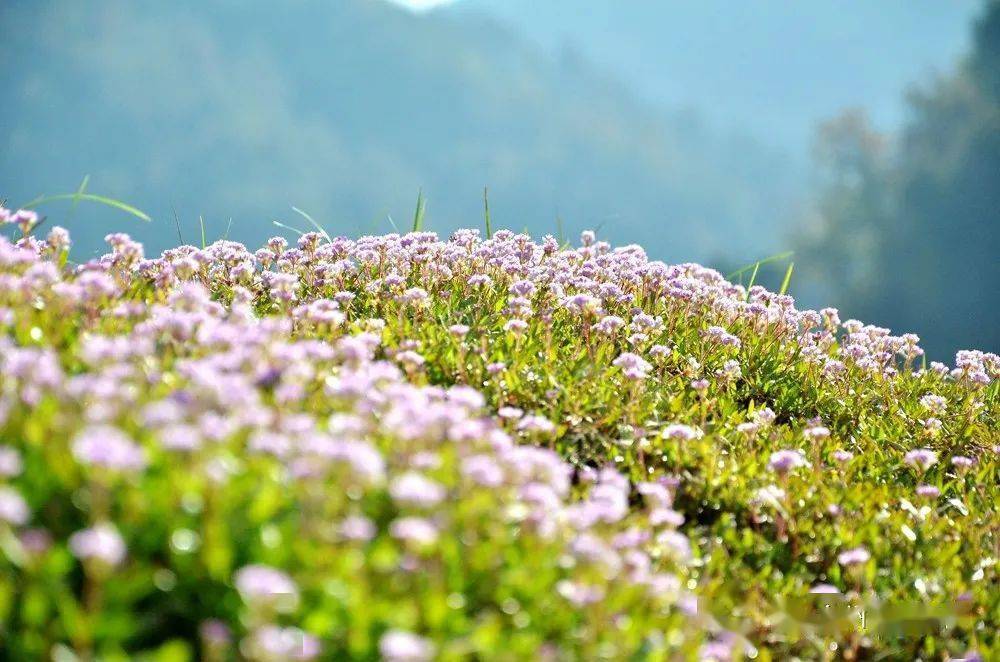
[662,424,701,441]
[768,449,810,475]
[0,487,29,525]
[69,523,126,566]
[339,516,377,542]
[234,564,299,605]
[71,426,147,472]
[904,448,938,471]
[390,517,438,546]
[916,484,940,498]
[389,472,446,508]
[837,546,870,567]
[831,449,854,464]
[379,630,434,661]
[612,352,652,380]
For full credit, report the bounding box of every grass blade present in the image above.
[70,175,90,214]
[291,206,331,242]
[411,189,426,232]
[779,261,795,295]
[726,250,794,280]
[272,220,305,236]
[171,206,184,244]
[23,192,151,222]
[746,261,761,291]
[483,186,492,239]
[199,215,207,249]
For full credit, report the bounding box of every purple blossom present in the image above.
[690,378,710,392]
[703,325,741,349]
[234,564,299,605]
[71,425,147,471]
[904,448,938,472]
[699,638,734,661]
[467,274,492,288]
[768,449,810,475]
[0,446,22,477]
[593,315,625,335]
[516,414,555,434]
[389,472,446,508]
[716,359,742,380]
[9,209,40,233]
[612,352,652,380]
[951,455,974,470]
[649,508,685,528]
[556,579,605,606]
[655,530,692,562]
[19,528,52,554]
[395,350,426,369]
[245,625,320,661]
[831,449,854,464]
[461,454,504,487]
[649,343,671,358]
[0,486,29,525]
[803,425,830,440]
[503,318,528,335]
[837,546,870,567]
[916,484,940,498]
[199,619,232,646]
[158,423,203,452]
[509,279,536,297]
[339,515,377,542]
[662,424,701,441]
[637,481,673,507]
[379,630,434,662]
[69,523,126,566]
[753,408,777,425]
[919,394,947,414]
[389,517,438,546]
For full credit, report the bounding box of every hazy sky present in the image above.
[385,0,456,10]
[446,0,983,153]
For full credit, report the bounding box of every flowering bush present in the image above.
[0,213,997,659]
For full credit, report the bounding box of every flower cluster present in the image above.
[0,221,995,660]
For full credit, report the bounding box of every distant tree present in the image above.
[798,1,1000,358]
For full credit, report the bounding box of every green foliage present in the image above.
[23,192,152,224]
[0,220,995,659]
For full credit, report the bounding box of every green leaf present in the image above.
[412,189,427,232]
[23,192,151,222]
[152,639,193,662]
[779,261,795,295]
[292,205,331,242]
[483,186,493,239]
[726,250,794,280]
[272,220,305,236]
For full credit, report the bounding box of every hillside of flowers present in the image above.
[0,207,997,660]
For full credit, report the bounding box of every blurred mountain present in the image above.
[453,0,980,152]
[1,0,798,261]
